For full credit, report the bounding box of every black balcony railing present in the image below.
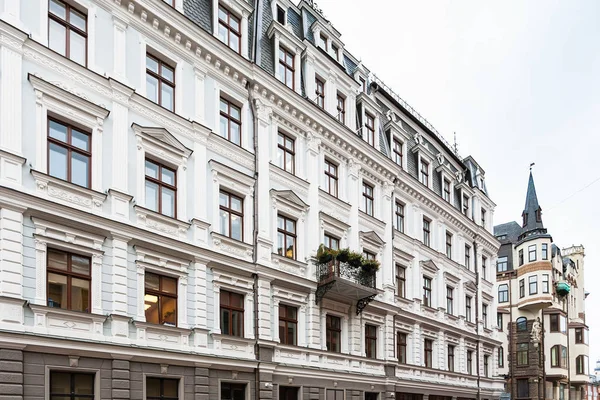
[316,260,376,289]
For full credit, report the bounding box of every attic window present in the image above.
[318,33,327,51]
[522,212,527,227]
[276,5,285,24]
[331,43,339,60]
[536,208,542,223]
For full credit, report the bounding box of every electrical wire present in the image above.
[546,175,600,212]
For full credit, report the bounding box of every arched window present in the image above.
[516,317,527,331]
[498,284,509,303]
[551,345,560,367]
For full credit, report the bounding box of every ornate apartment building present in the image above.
[494,173,590,400]
[0,0,503,399]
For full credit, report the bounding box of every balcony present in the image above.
[556,281,571,296]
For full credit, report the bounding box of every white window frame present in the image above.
[213,0,251,57]
[320,306,349,353]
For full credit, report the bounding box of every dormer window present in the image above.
[332,43,339,60]
[315,77,325,109]
[365,113,375,147]
[360,77,366,93]
[443,179,451,202]
[318,33,327,51]
[278,47,295,90]
[336,93,345,123]
[420,160,429,186]
[218,5,241,54]
[276,5,286,24]
[393,139,403,167]
[462,194,470,217]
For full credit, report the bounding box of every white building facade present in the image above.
[0,0,503,399]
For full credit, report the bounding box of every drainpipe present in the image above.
[541,310,546,400]
[566,295,571,400]
[474,237,481,400]
[509,272,514,398]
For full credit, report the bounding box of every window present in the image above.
[318,33,327,50]
[145,159,177,218]
[47,119,91,188]
[324,234,340,251]
[422,276,432,307]
[498,346,504,368]
[446,286,454,315]
[481,255,487,280]
[336,94,345,123]
[219,97,242,146]
[443,179,451,202]
[396,265,406,298]
[276,5,286,24]
[217,5,241,53]
[465,245,471,269]
[497,313,504,331]
[550,314,566,333]
[49,371,94,400]
[447,345,455,372]
[365,393,378,400]
[550,314,559,332]
[324,159,338,197]
[326,315,341,353]
[395,202,405,233]
[280,387,299,400]
[48,0,87,66]
[219,191,243,241]
[498,284,508,303]
[362,182,374,216]
[363,251,376,261]
[462,194,469,217]
[279,304,297,346]
[145,272,177,326]
[517,343,528,365]
[445,232,452,259]
[559,384,566,400]
[482,304,488,328]
[424,339,433,368]
[465,296,472,322]
[484,355,489,377]
[220,290,244,337]
[277,214,296,259]
[466,350,473,374]
[146,54,175,111]
[221,382,246,400]
[359,77,366,93]
[497,256,508,272]
[575,328,584,344]
[420,160,429,186]
[147,377,179,400]
[561,346,567,368]
[519,279,525,298]
[326,390,344,400]
[551,345,561,367]
[393,139,403,166]
[397,332,407,364]
[576,355,589,375]
[47,249,91,312]
[481,208,486,227]
[422,218,431,247]
[518,249,524,266]
[542,243,548,260]
[529,275,538,295]
[365,324,377,359]
[516,317,527,331]
[278,47,295,89]
[528,245,536,262]
[315,77,325,108]
[517,379,529,399]
[331,43,339,60]
[365,113,375,146]
[276,132,295,174]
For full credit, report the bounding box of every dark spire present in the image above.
[521,171,544,234]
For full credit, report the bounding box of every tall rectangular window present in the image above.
[276,5,286,24]
[519,279,525,298]
[324,234,340,251]
[145,159,177,218]
[465,296,472,322]
[517,379,529,398]
[465,245,471,269]
[145,272,177,326]
[217,5,241,53]
[519,249,524,266]
[318,33,327,50]
[49,371,94,400]
[397,332,407,364]
[481,208,486,227]
[277,214,297,259]
[447,345,455,372]
[420,160,429,186]
[279,304,297,346]
[528,245,537,262]
[220,290,244,337]
[48,0,87,66]
[497,256,508,272]
[462,194,469,217]
[336,94,345,123]
[365,324,377,359]
[551,345,561,367]
[360,77,366,93]
[315,77,325,109]
[575,328,584,344]
[445,232,452,259]
[497,313,504,331]
[326,390,344,400]
[219,191,243,241]
[276,132,295,174]
[484,355,489,377]
[221,382,246,400]
[326,315,341,353]
[481,255,487,280]
[443,179,451,202]
[219,97,242,146]
[498,346,504,368]
[47,250,90,312]
[393,139,403,166]
[550,314,560,332]
[467,350,473,374]
[424,339,433,368]
[396,265,406,298]
[147,377,179,400]
[529,275,538,295]
[576,355,589,375]
[146,54,175,111]
[395,202,405,233]
[517,343,528,365]
[498,284,508,303]
[365,113,375,146]
[324,159,338,197]
[423,218,431,247]
[446,286,454,315]
[362,182,374,216]
[542,243,548,260]
[422,276,432,307]
[482,304,488,328]
[278,47,295,89]
[48,119,91,188]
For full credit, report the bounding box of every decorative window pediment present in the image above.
[271,189,309,214]
[410,132,436,160]
[132,123,192,164]
[420,259,439,275]
[320,211,350,240]
[384,115,411,143]
[444,271,460,286]
[360,230,385,249]
[465,281,477,293]
[267,19,304,51]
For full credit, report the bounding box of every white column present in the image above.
[241,11,249,58]
[33,239,47,305]
[244,292,254,339]
[194,65,207,123]
[412,323,421,365]
[177,162,187,221]
[0,30,25,155]
[304,54,316,103]
[347,93,356,129]
[91,254,103,315]
[326,73,338,116]
[342,315,349,354]
[135,137,146,207]
[257,278,272,340]
[273,34,281,81]
[178,275,188,328]
[307,291,320,349]
[34,91,47,171]
[436,269,445,310]
[193,259,208,328]
[272,298,280,343]
[298,304,307,347]
[0,208,24,298]
[91,120,103,192]
[437,331,445,369]
[111,235,130,315]
[346,160,361,249]
[135,264,145,321]
[319,310,326,350]
[112,16,128,81]
[306,133,321,257]
[254,100,273,263]
[111,103,129,191]
[384,314,395,361]
[212,283,221,333]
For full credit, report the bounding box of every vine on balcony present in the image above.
[315,244,380,274]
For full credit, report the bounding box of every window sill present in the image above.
[31,170,106,213]
[272,253,307,277]
[29,304,107,337]
[359,211,386,233]
[211,231,253,261]
[207,132,255,170]
[134,205,191,239]
[210,333,255,357]
[269,163,309,197]
[133,320,192,347]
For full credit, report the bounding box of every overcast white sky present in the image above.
[315,0,600,367]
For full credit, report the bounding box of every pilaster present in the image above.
[346,159,361,249]
[111,235,130,316]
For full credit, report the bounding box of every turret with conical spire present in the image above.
[518,171,548,240]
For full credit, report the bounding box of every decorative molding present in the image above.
[211,232,253,262]
[134,205,191,239]
[31,170,107,212]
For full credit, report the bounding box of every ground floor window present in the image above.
[327,389,344,400]
[50,371,94,399]
[517,379,529,399]
[365,393,379,400]
[147,377,179,400]
[221,382,246,400]
[279,386,299,400]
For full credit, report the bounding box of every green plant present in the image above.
[336,248,350,263]
[347,251,363,268]
[361,258,380,272]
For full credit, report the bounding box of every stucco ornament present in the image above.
[530,317,542,346]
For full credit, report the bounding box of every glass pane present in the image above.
[71,152,89,187]
[161,296,176,326]
[146,378,160,396]
[277,216,284,230]
[231,106,241,121]
[146,74,159,103]
[70,31,86,66]
[286,52,293,65]
[286,69,293,88]
[145,273,160,290]
[230,196,242,212]
[218,7,228,21]
[218,25,227,45]
[231,214,242,240]
[162,276,177,294]
[277,232,284,256]
[279,321,285,343]
[220,99,228,113]
[71,129,90,151]
[231,310,241,336]
[161,187,175,217]
[145,160,159,178]
[70,9,87,31]
[219,116,228,139]
[145,181,159,212]
[47,273,67,309]
[146,56,158,73]
[144,294,159,324]
[49,0,66,19]
[285,154,294,172]
[220,308,230,333]
[71,255,90,275]
[71,278,89,312]
[286,219,295,233]
[161,65,174,82]
[230,17,239,31]
[279,48,284,61]
[161,84,174,111]
[287,323,296,345]
[229,34,239,52]
[161,167,175,186]
[49,20,66,56]
[49,120,67,142]
[230,122,241,145]
[49,143,68,181]
[48,251,68,271]
[285,236,294,258]
[220,210,229,236]
[278,64,285,83]
[50,371,70,393]
[163,379,179,396]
